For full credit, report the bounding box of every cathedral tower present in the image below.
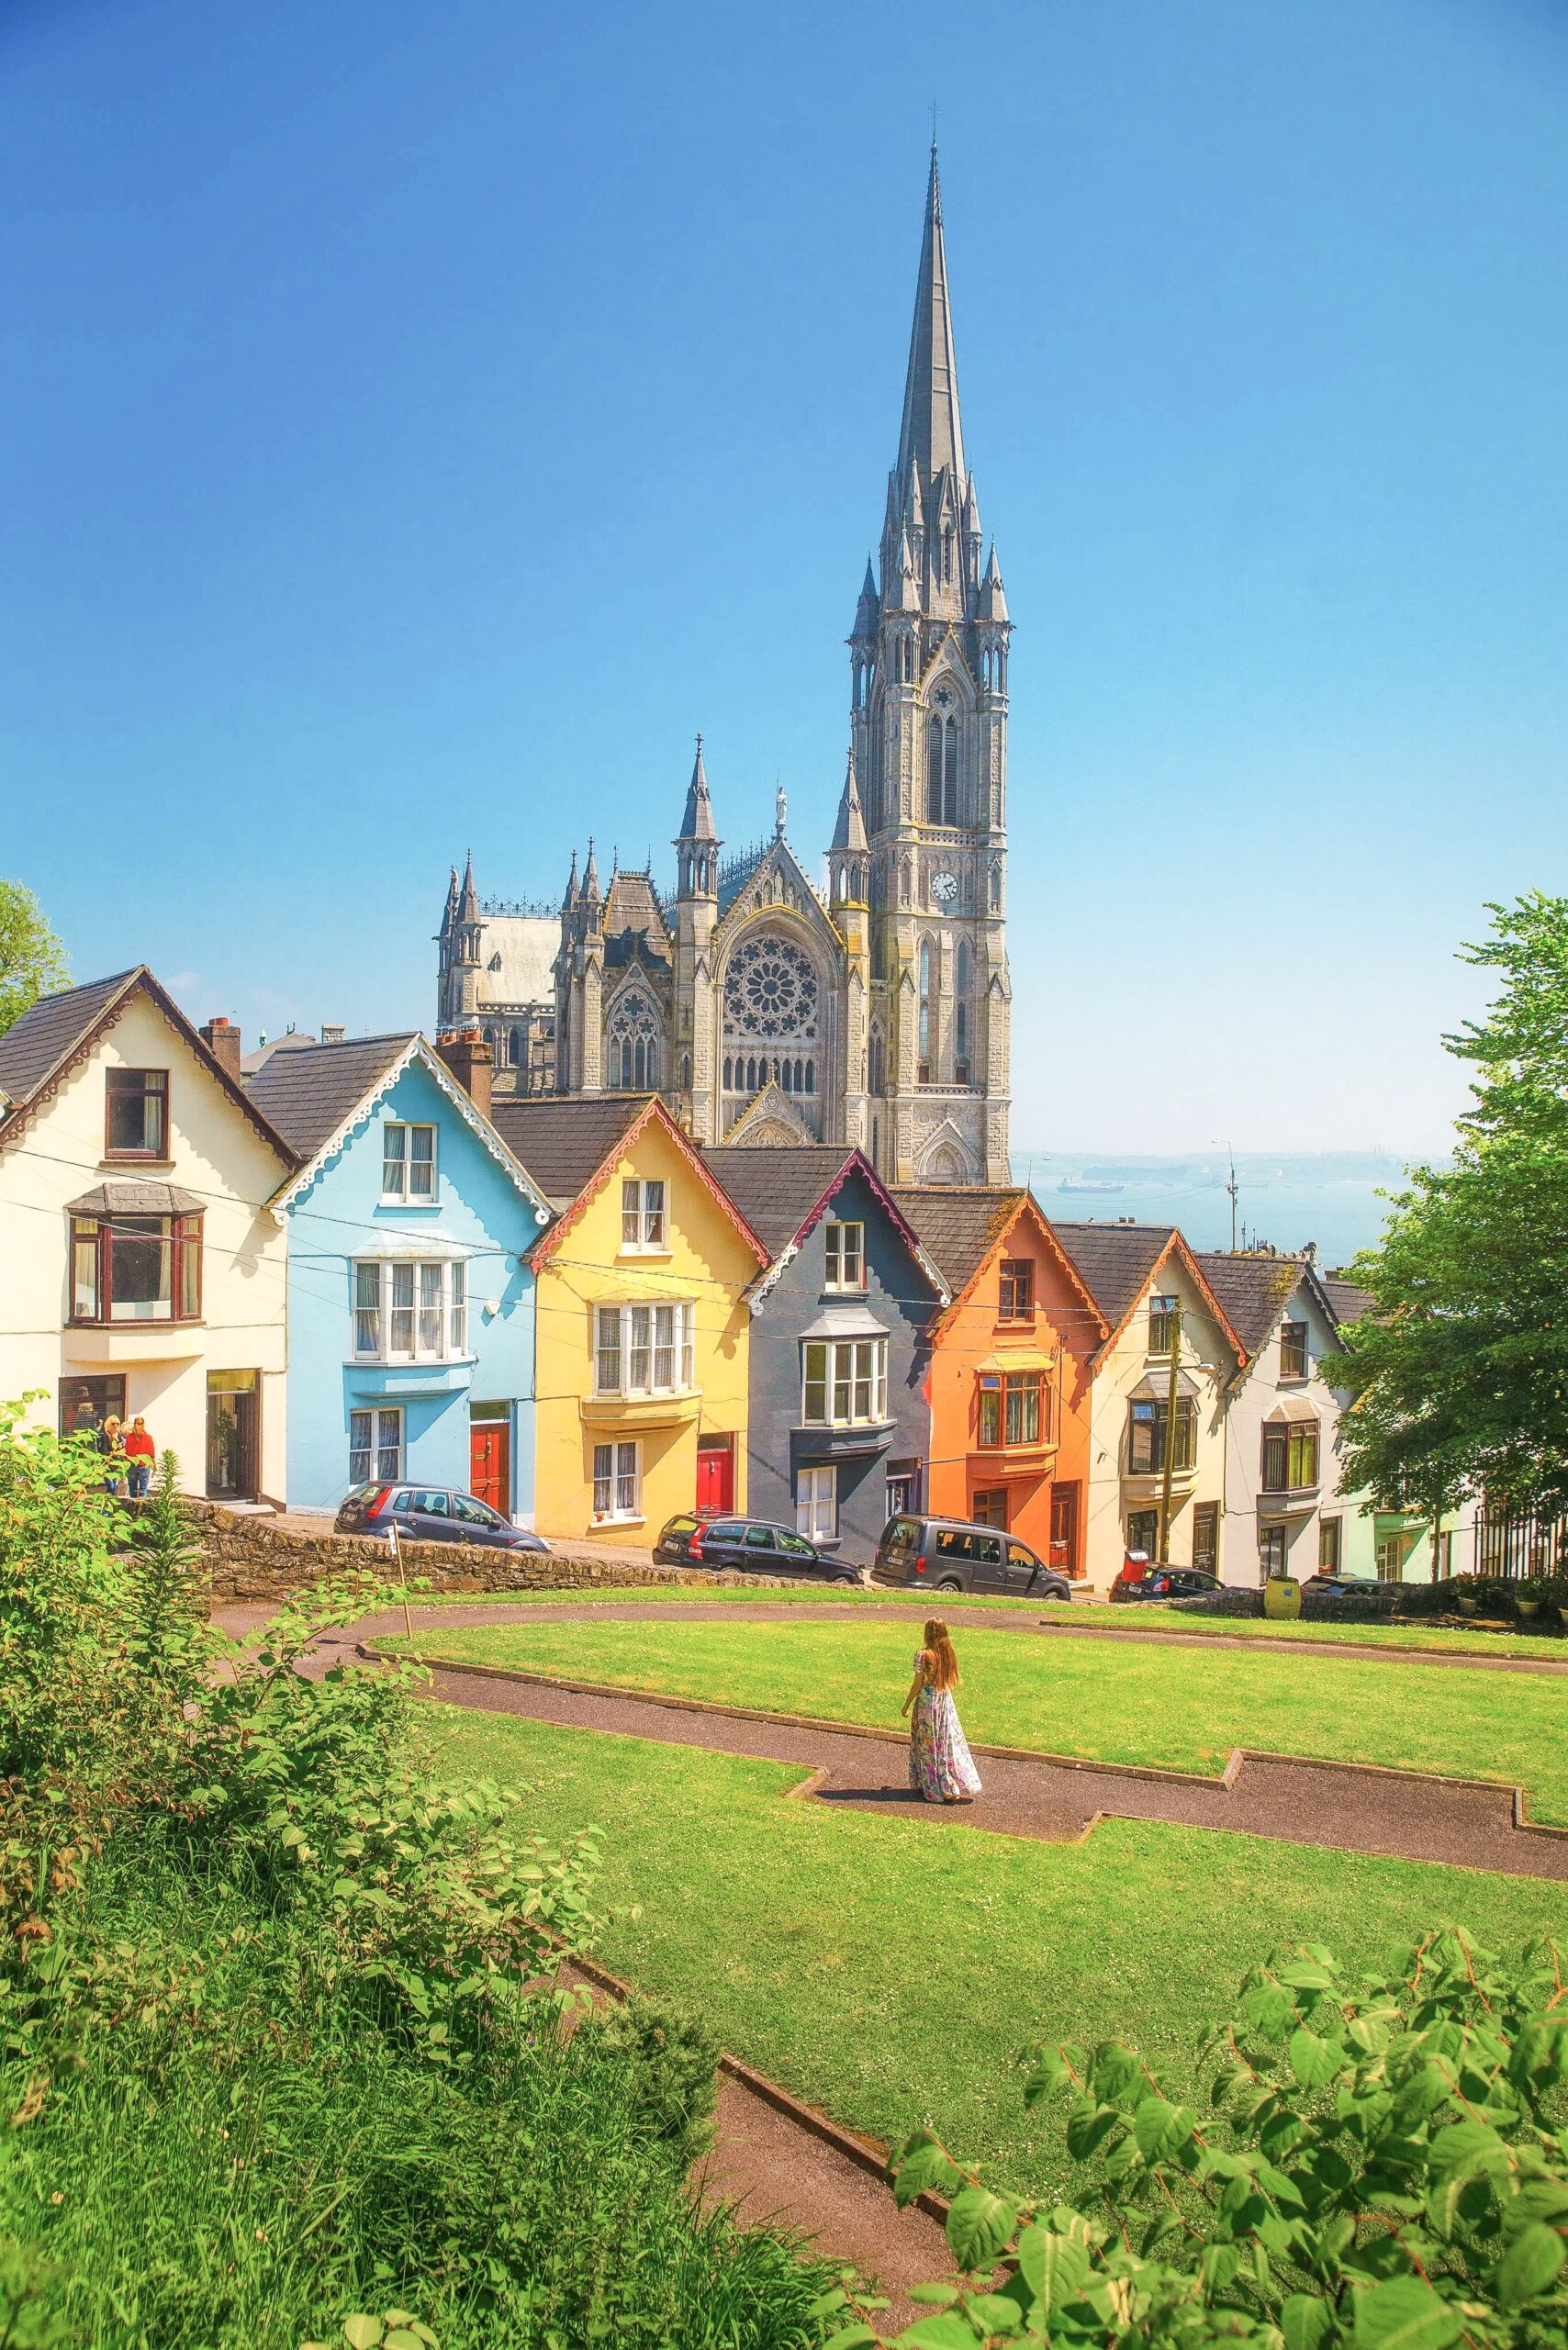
[849,147,1013,1186]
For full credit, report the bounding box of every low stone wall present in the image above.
[185,1502,742,1605]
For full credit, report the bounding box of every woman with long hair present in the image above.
[900,1618,982,1806]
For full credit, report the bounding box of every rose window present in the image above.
[723,934,819,1042]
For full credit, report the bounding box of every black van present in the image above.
[870,1515,1072,1600]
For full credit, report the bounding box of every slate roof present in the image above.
[1049,1220,1178,1333]
[0,970,140,1108]
[704,1146,862,1259]
[490,1094,655,1210]
[893,1185,1027,1296]
[1193,1250,1308,1358]
[1323,1275,1375,1326]
[245,1035,415,1162]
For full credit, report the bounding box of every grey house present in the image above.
[703,1147,948,1564]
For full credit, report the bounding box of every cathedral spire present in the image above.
[562,847,579,911]
[582,837,600,901]
[896,144,966,492]
[457,852,480,924]
[678,732,717,842]
[831,744,868,855]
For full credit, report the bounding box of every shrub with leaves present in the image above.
[818,1929,1568,2349]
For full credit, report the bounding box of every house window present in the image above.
[70,1212,202,1325]
[978,1371,1045,1448]
[1126,1507,1159,1557]
[1260,1525,1288,1578]
[349,1406,403,1486]
[797,1465,837,1541]
[972,1488,1008,1529]
[1278,1321,1308,1381]
[351,1259,471,1360]
[998,1259,1034,1320]
[1374,1532,1407,1582]
[1193,1501,1219,1572]
[593,1440,641,1521]
[593,1303,695,1397]
[105,1069,168,1159]
[1261,1421,1319,1493]
[621,1179,666,1252]
[885,1464,918,1518]
[1148,1295,1179,1356]
[801,1337,888,1427]
[824,1221,865,1292]
[59,1374,126,1442]
[1127,1395,1196,1475]
[1318,1516,1342,1572]
[382,1124,437,1203]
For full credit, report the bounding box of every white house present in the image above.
[0,969,296,1499]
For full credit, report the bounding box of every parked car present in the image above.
[335,1482,550,1552]
[869,1515,1072,1600]
[654,1513,863,1584]
[1110,1565,1226,1605]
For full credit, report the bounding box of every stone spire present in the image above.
[831,744,868,855]
[562,847,579,911]
[457,852,480,924]
[678,733,717,842]
[895,145,966,493]
[976,539,1009,622]
[582,836,600,901]
[852,556,879,641]
[442,865,459,929]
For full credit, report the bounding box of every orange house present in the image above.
[896,1188,1109,1575]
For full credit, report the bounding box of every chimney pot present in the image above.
[200,1016,241,1082]
[321,1024,346,1046]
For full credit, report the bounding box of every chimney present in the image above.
[321,1024,346,1045]
[436,1025,493,1118]
[200,1016,241,1081]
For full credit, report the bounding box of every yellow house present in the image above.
[0,968,297,1497]
[492,1095,767,1542]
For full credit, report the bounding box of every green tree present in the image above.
[1330,893,1568,1527]
[0,879,69,1038]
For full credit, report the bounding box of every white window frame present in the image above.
[351,1258,473,1362]
[592,1438,642,1522]
[797,1464,837,1542]
[349,1405,403,1485]
[801,1336,889,1427]
[823,1220,866,1292]
[592,1301,696,1397]
[620,1178,667,1254]
[382,1123,438,1203]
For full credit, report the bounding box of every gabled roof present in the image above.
[511,1095,768,1271]
[0,967,296,1169]
[1051,1219,1249,1367]
[897,1185,1107,1343]
[253,1033,554,1220]
[1192,1251,1312,1360]
[1323,1274,1376,1327]
[706,1144,949,1308]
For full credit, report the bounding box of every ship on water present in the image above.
[1058,1177,1125,1195]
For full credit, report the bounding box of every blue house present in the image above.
[248,1033,553,1520]
[703,1146,949,1565]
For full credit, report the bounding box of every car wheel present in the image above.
[832,1571,859,1585]
[935,1577,963,1594]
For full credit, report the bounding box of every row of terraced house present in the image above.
[0,970,1471,1587]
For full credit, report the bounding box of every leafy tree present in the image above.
[1331,894,1568,1527]
[819,1929,1568,2349]
[0,880,69,1038]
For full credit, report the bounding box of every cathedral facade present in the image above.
[437,150,1013,1185]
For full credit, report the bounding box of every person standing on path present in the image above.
[901,1619,982,1806]
[95,1414,125,1496]
[122,1416,156,1500]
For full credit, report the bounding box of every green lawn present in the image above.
[430,1703,1568,2200]
[398,1614,1568,1822]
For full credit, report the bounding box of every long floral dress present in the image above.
[908,1652,984,1803]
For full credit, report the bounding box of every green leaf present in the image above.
[893,2318,980,2350]
[1087,2042,1144,2106]
[891,2138,963,2206]
[822,2328,878,2350]
[342,2322,384,2350]
[1281,2295,1333,2350]
[962,2293,1023,2333]
[1065,2103,1124,2163]
[945,2186,1019,2272]
[1290,2028,1344,2090]
[1495,2221,1566,2309]
[1279,1963,1338,1992]
[1015,2225,1091,2311]
[1133,2096,1195,2163]
[1350,2277,1462,2350]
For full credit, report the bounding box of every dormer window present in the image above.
[105,1069,168,1160]
[382,1124,437,1203]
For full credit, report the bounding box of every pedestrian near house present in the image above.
[901,1619,983,1806]
[96,1414,125,1496]
[122,1415,155,1500]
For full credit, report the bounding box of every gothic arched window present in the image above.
[926,710,958,825]
[918,939,934,1083]
[955,939,971,1085]
[605,990,660,1091]
[722,930,823,1132]
[869,1023,886,1097]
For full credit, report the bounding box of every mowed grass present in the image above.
[430,1703,1568,2198]
[400,1614,1568,1822]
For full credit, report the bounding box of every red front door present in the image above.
[695,1438,734,1516]
[470,1422,510,1515]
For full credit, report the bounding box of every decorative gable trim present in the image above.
[529,1096,768,1272]
[931,1190,1106,1345]
[748,1148,951,1317]
[1094,1231,1249,1371]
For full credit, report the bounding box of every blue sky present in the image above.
[4,0,1565,1152]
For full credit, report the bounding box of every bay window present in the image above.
[351,1258,472,1360]
[382,1124,437,1203]
[593,1302,695,1396]
[801,1337,888,1427]
[978,1370,1045,1448]
[1127,1394,1197,1476]
[70,1211,202,1324]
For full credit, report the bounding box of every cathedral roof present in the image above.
[471,914,557,1010]
[896,146,966,493]
[602,868,671,960]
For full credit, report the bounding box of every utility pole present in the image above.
[1215,1138,1239,1252]
[1157,1298,1182,1565]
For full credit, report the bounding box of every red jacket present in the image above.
[122,1430,156,1460]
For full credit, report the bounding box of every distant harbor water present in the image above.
[1012,1150,1437,1270]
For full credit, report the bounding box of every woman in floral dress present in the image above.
[901,1619,982,1805]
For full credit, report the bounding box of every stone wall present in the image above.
[185,1503,745,1605]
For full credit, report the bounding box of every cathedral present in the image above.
[437,150,1013,1187]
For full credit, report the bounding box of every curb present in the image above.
[364,1642,1568,1838]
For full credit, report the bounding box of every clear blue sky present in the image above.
[4,0,1565,1153]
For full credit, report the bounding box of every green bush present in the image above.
[819,1929,1568,2348]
